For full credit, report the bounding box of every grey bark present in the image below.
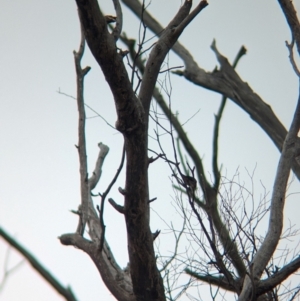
[62,1,208,301]
[121,0,300,181]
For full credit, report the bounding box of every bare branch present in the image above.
[122,0,300,181]
[175,1,208,34]
[108,198,125,214]
[209,40,300,180]
[154,82,247,280]
[89,143,110,190]
[238,85,300,300]
[185,268,237,292]
[112,0,123,41]
[286,40,300,77]
[158,220,186,273]
[278,0,300,55]
[0,246,25,293]
[59,23,136,301]
[212,45,247,190]
[99,143,125,251]
[57,90,115,129]
[122,29,247,279]
[75,0,142,135]
[257,256,300,296]
[0,227,78,301]
[71,24,94,236]
[139,0,207,115]
[121,0,198,69]
[67,2,300,300]
[60,233,134,301]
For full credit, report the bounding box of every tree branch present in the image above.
[89,143,110,190]
[108,198,125,214]
[175,1,208,34]
[139,0,208,117]
[75,0,142,135]
[122,0,300,181]
[99,143,125,251]
[185,268,238,292]
[212,45,247,190]
[152,63,247,281]
[60,233,134,301]
[74,24,91,235]
[0,227,78,301]
[121,0,199,70]
[60,23,134,301]
[121,30,247,280]
[112,0,123,41]
[286,39,300,77]
[257,256,300,296]
[238,85,300,300]
[278,0,300,55]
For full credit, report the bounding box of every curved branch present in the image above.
[238,85,300,301]
[0,227,78,301]
[179,41,300,180]
[121,31,247,279]
[73,2,210,300]
[60,233,134,301]
[153,70,247,279]
[139,0,208,116]
[185,268,238,292]
[212,46,247,190]
[99,143,125,250]
[75,0,141,134]
[212,96,226,190]
[121,0,199,70]
[108,198,125,214]
[112,0,123,41]
[257,256,300,296]
[253,86,300,275]
[278,0,300,55]
[122,0,300,181]
[154,87,210,192]
[61,22,134,301]
[89,143,109,190]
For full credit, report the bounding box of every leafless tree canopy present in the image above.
[61,0,300,300]
[1,1,300,301]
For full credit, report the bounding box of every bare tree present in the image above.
[59,2,211,301]
[57,1,300,301]
[1,1,300,301]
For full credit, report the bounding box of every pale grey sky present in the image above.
[0,1,299,300]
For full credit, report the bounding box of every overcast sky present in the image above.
[1,1,300,301]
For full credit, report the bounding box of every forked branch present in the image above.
[122,0,300,181]
[121,31,247,279]
[0,227,78,301]
[139,0,208,115]
[278,0,300,55]
[238,87,300,301]
[59,27,134,301]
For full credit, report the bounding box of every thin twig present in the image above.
[0,227,78,301]
[286,39,300,77]
[99,143,126,251]
[57,90,115,129]
[212,45,247,190]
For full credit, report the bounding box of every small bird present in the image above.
[181,174,197,192]
[152,230,161,241]
[105,15,116,24]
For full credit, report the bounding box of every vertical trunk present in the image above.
[124,128,165,301]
